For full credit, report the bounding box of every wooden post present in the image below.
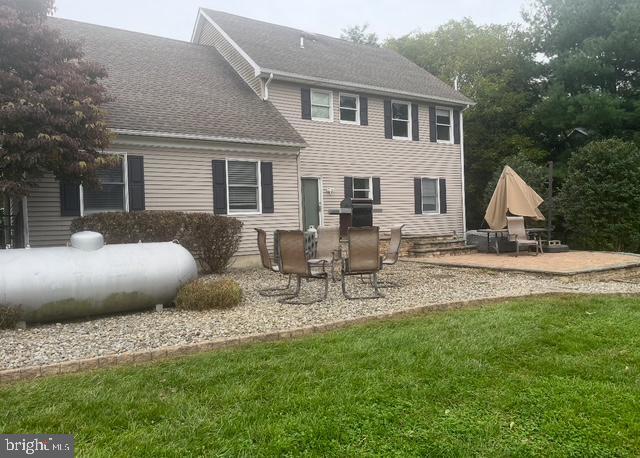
[547,161,554,242]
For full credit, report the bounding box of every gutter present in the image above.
[263,72,274,101]
[460,104,471,240]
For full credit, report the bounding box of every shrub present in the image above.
[175,278,243,311]
[71,211,243,273]
[558,138,640,252]
[0,305,21,329]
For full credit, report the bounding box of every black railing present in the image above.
[0,212,23,249]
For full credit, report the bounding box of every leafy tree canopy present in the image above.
[0,0,112,196]
[340,23,379,47]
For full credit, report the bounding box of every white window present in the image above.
[352,177,371,199]
[436,107,453,143]
[392,101,411,139]
[339,93,359,124]
[227,160,260,213]
[81,154,128,215]
[311,89,333,121]
[421,178,440,213]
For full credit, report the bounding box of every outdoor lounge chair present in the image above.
[506,216,543,256]
[277,230,329,304]
[309,226,341,281]
[342,226,384,300]
[255,228,292,296]
[379,224,405,287]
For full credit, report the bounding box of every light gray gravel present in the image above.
[2,262,640,370]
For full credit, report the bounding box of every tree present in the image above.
[340,23,379,47]
[387,20,544,227]
[558,139,640,252]
[0,0,111,197]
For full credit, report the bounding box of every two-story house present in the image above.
[22,9,473,266]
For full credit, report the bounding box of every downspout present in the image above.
[263,72,274,101]
[460,105,470,240]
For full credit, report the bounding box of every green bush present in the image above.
[0,305,21,329]
[558,139,640,252]
[71,211,243,274]
[175,278,243,311]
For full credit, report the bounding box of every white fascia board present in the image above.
[198,10,262,77]
[260,68,475,107]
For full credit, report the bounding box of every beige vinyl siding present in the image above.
[27,143,301,259]
[196,20,262,96]
[268,81,465,236]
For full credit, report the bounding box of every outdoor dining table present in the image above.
[477,227,547,255]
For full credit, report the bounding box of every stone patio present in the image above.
[408,251,640,275]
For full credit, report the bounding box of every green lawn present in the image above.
[2,295,640,457]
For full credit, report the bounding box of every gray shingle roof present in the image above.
[200,9,473,105]
[48,17,305,146]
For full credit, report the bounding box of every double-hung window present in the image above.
[227,160,260,213]
[82,155,128,215]
[311,89,332,121]
[436,108,453,143]
[352,177,371,199]
[339,93,359,124]
[392,101,411,139]
[421,178,440,213]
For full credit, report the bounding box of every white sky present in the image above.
[53,0,528,42]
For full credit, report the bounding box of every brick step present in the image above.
[411,238,467,250]
[405,233,459,242]
[408,244,478,258]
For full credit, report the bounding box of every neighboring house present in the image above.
[22,10,473,265]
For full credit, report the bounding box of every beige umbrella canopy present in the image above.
[484,165,545,230]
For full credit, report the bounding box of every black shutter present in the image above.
[453,109,461,144]
[414,178,422,215]
[360,96,368,126]
[439,178,447,214]
[372,177,381,204]
[60,182,80,217]
[212,160,227,215]
[411,103,419,141]
[301,88,311,120]
[261,161,274,213]
[127,155,145,211]
[344,176,353,198]
[429,105,437,143]
[383,99,392,139]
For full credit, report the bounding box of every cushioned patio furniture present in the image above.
[342,226,383,300]
[506,216,543,256]
[277,230,329,304]
[308,226,341,282]
[255,228,292,296]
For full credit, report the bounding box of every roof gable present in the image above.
[198,9,473,105]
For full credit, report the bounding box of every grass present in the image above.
[1,295,640,457]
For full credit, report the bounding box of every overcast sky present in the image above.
[53,0,529,42]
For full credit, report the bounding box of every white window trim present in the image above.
[339,92,360,125]
[391,100,412,141]
[310,89,333,122]
[436,106,454,144]
[420,177,440,214]
[225,158,262,215]
[80,152,129,217]
[352,176,373,200]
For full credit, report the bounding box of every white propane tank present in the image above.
[0,231,198,323]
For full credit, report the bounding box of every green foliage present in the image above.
[176,278,243,311]
[70,211,243,274]
[559,139,640,251]
[0,305,21,329]
[0,0,112,196]
[340,23,379,46]
[2,295,640,455]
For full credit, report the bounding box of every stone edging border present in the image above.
[1,292,636,385]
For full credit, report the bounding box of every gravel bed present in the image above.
[2,262,640,370]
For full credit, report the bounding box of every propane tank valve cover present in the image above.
[70,231,105,251]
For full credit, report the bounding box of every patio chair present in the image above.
[380,224,405,287]
[277,230,329,304]
[506,216,543,256]
[255,228,292,296]
[309,226,341,282]
[342,226,384,300]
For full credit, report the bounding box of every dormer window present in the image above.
[310,89,333,122]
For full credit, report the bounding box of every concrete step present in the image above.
[408,244,478,258]
[411,238,467,250]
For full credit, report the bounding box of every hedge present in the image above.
[70,211,243,273]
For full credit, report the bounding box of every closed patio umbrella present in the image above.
[484,165,545,230]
